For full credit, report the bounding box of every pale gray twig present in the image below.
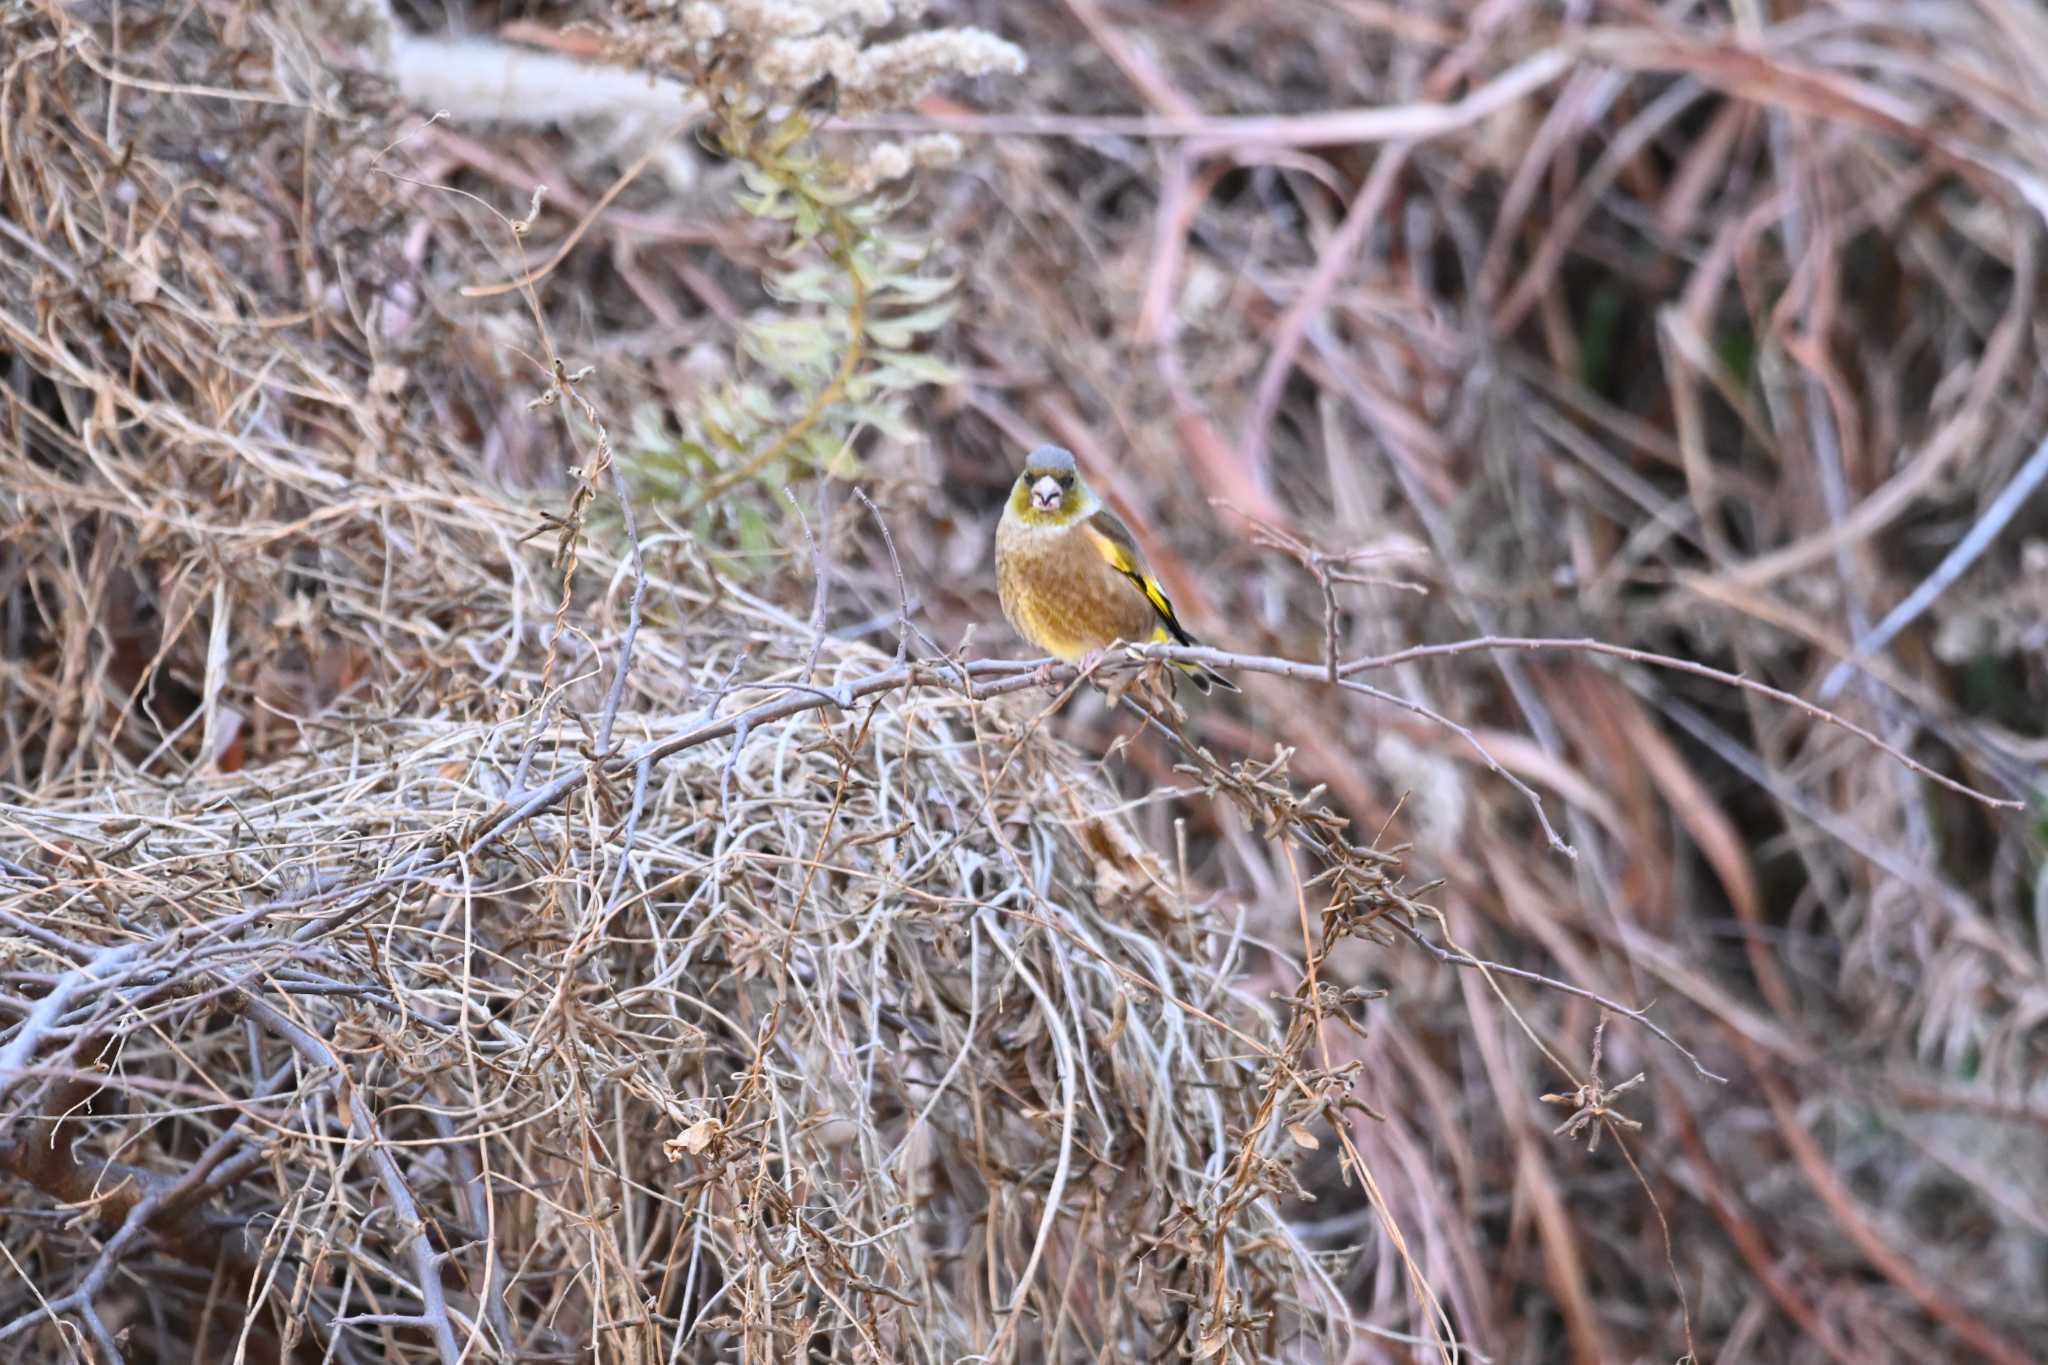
[1818,430,2048,701]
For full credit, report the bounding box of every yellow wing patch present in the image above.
[1082,520,1138,574]
[1083,522,1179,628]
[1075,516,1237,692]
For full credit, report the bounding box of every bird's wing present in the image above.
[1082,507,1194,645]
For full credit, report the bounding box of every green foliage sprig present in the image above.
[627,100,961,556]
[603,2,1021,553]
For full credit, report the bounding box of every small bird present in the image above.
[995,445,1236,693]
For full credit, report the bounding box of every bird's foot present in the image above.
[1032,649,1112,692]
[1084,647,1150,709]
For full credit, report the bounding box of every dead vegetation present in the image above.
[3,1,2047,1362]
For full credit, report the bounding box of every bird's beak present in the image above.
[1030,476,1063,510]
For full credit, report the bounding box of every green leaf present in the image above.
[804,180,866,210]
[864,300,958,348]
[874,273,957,304]
[838,400,918,442]
[734,381,781,424]
[765,266,841,306]
[867,348,957,386]
[733,499,773,552]
[699,405,742,452]
[824,441,863,479]
[792,198,823,240]
[743,319,837,378]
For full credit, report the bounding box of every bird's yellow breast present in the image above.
[995,515,1162,661]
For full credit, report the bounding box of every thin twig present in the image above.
[1818,429,2048,700]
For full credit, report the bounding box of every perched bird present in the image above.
[995,445,1236,693]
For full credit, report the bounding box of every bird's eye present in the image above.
[1058,475,1074,489]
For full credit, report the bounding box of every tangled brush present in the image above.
[0,599,1344,1361]
[0,2,1346,1360]
[14,0,2048,1361]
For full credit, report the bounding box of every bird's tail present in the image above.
[1148,623,1237,693]
[1174,659,1237,693]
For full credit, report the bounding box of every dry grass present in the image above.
[0,3,1345,1360]
[5,1,2048,1363]
[896,4,2048,1360]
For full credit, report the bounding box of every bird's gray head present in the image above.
[1020,445,1079,513]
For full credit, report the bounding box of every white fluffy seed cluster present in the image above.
[628,0,1024,113]
[849,132,964,188]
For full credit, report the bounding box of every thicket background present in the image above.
[2,1,2045,1362]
